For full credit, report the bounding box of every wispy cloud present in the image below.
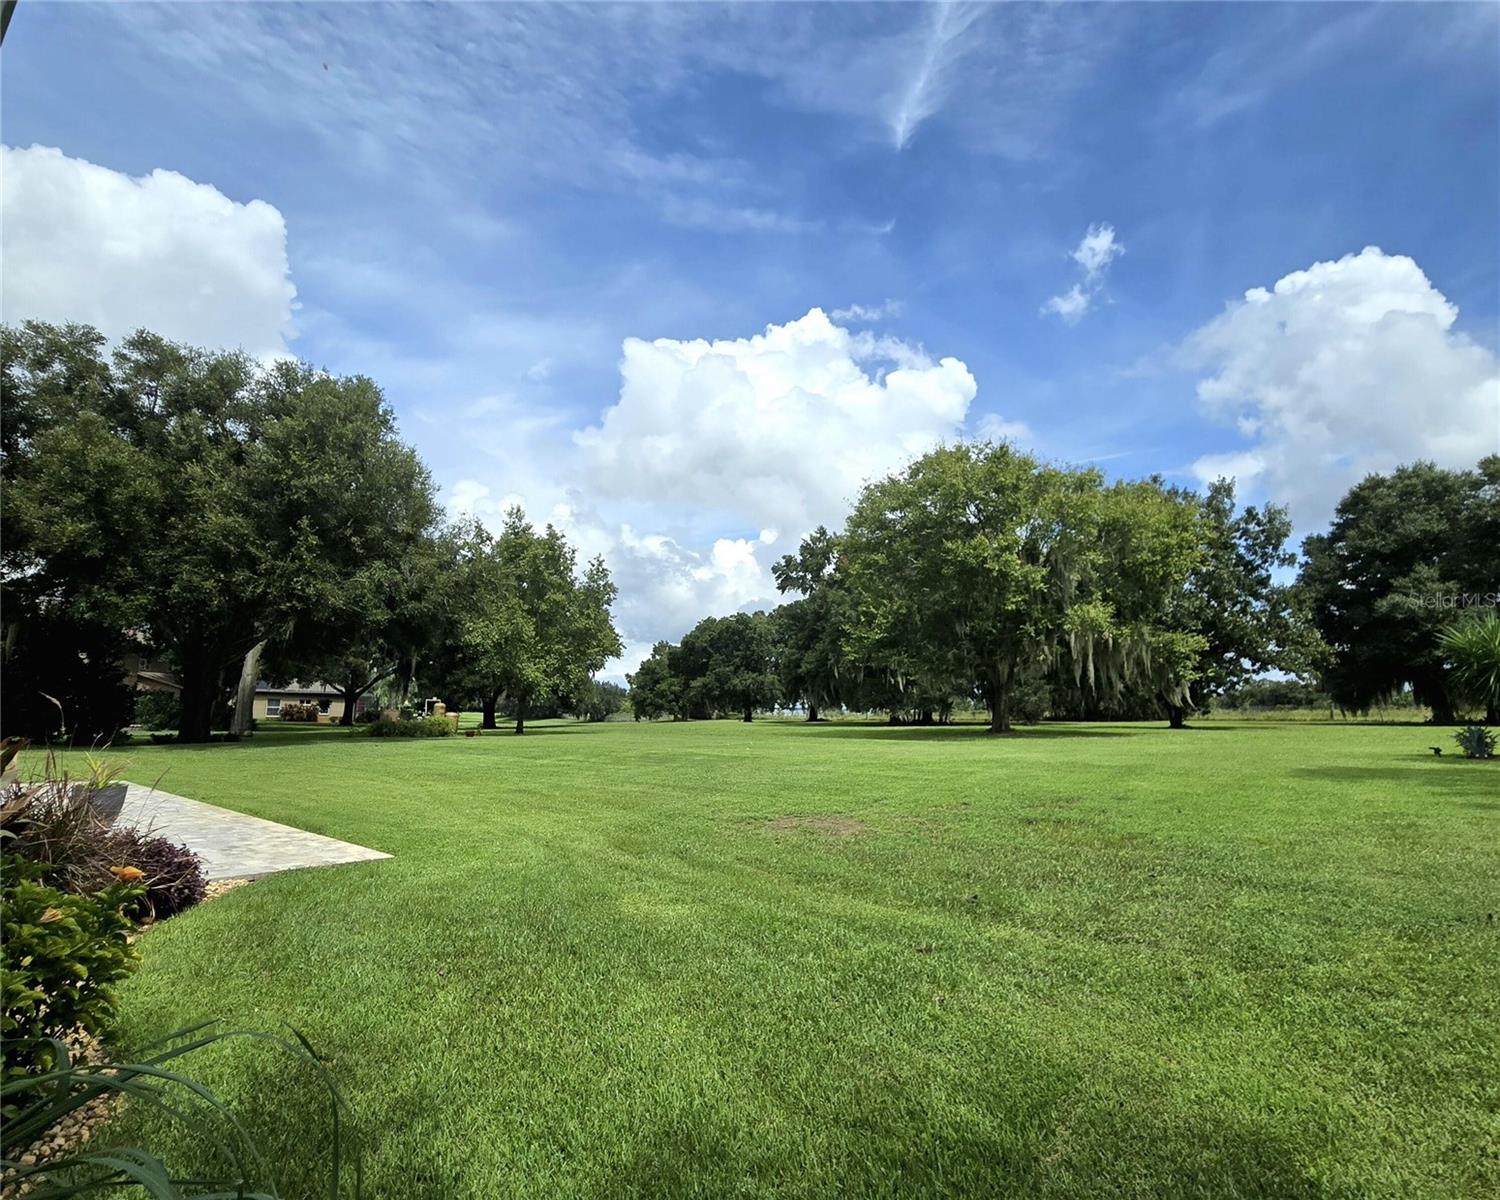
[888,3,985,150]
[830,299,905,324]
[1042,223,1125,324]
[975,412,1033,445]
[1162,4,1382,133]
[715,2,1114,162]
[658,195,823,236]
[1041,284,1093,324]
[92,3,804,237]
[1072,224,1125,280]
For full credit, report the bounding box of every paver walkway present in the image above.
[118,783,391,880]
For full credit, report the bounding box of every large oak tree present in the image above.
[3,321,438,741]
[1298,457,1499,722]
[839,443,1204,733]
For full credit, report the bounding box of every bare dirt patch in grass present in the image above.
[765,814,868,838]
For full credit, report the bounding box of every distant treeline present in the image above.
[4,321,1494,743]
[1209,678,1426,713]
[630,446,1499,730]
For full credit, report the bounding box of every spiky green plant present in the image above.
[1439,610,1500,718]
[1453,725,1496,760]
[0,1022,361,1199]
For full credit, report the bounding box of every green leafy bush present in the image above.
[1453,725,1496,759]
[133,689,181,731]
[1,858,142,1082]
[365,715,454,738]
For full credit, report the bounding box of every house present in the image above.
[123,652,180,694]
[251,680,361,722]
[123,655,364,723]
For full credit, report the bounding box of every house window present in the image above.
[267,697,281,716]
[318,698,331,713]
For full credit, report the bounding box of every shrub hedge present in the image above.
[365,715,455,738]
[278,700,322,722]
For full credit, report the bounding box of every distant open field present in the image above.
[66,719,1498,1198]
[1199,706,1438,723]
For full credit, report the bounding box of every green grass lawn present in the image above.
[73,720,1499,1198]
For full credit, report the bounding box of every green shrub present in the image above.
[278,700,322,722]
[132,689,181,731]
[1,858,142,1082]
[365,715,454,738]
[97,829,208,920]
[1453,725,1496,759]
[0,606,135,746]
[571,680,628,722]
[1440,611,1500,717]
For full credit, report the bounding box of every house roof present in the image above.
[127,670,346,698]
[256,680,343,697]
[133,670,181,691]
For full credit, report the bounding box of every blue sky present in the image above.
[4,2,1498,672]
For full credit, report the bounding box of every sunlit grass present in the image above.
[66,719,1499,1198]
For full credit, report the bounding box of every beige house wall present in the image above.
[252,694,348,722]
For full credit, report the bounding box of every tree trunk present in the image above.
[1167,703,1187,730]
[918,708,934,726]
[1430,694,1457,726]
[481,692,499,730]
[229,640,266,736]
[340,684,360,726]
[806,704,819,722]
[1486,702,1499,726]
[988,675,1011,735]
[742,705,753,723]
[176,650,220,743]
[514,695,528,736]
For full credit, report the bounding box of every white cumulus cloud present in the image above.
[1,145,297,358]
[442,308,981,669]
[1185,246,1500,523]
[575,307,977,536]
